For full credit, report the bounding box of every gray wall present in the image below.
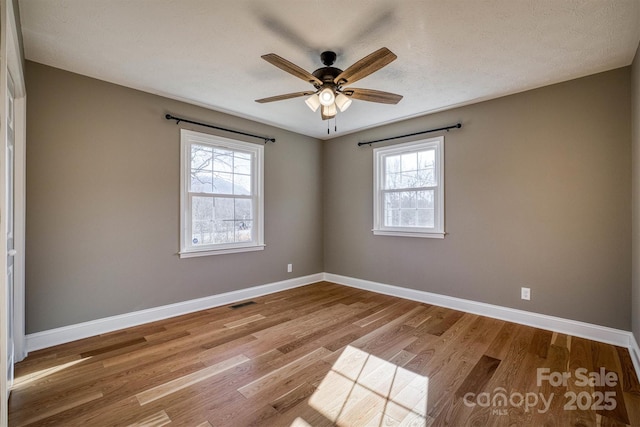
[324,68,632,330]
[25,62,324,333]
[26,61,633,334]
[632,43,640,344]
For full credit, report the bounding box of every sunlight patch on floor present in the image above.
[308,345,428,426]
[12,357,90,390]
[290,417,313,427]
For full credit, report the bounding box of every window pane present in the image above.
[385,172,402,190]
[213,149,233,173]
[385,151,436,190]
[191,145,213,172]
[385,155,401,174]
[417,209,435,227]
[417,190,434,209]
[234,174,251,196]
[382,190,436,228]
[385,209,400,227]
[213,197,234,244]
[417,168,435,187]
[234,153,252,175]
[384,192,400,210]
[192,196,214,245]
[401,171,419,188]
[418,150,434,169]
[400,209,416,227]
[400,191,416,209]
[212,172,233,194]
[191,171,213,193]
[192,196,255,246]
[235,199,253,242]
[401,152,417,173]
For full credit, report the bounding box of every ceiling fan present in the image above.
[255,47,403,120]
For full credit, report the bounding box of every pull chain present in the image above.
[326,116,338,135]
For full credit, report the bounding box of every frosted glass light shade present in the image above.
[321,103,337,118]
[335,93,352,112]
[305,94,320,112]
[319,87,335,106]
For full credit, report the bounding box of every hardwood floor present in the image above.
[8,282,640,426]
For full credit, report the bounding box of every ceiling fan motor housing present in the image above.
[312,67,342,87]
[313,51,343,88]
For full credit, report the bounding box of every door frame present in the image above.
[1,0,26,424]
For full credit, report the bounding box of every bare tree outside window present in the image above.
[383,149,436,228]
[189,144,253,246]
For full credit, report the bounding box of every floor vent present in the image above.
[229,301,256,309]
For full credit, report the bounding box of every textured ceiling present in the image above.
[18,0,640,140]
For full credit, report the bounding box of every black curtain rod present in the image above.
[358,123,462,147]
[165,114,276,143]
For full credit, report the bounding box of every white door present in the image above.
[5,72,14,389]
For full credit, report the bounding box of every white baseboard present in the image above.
[630,334,640,381]
[24,271,640,384]
[326,273,640,381]
[324,273,637,349]
[25,273,323,353]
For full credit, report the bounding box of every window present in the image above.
[180,129,264,257]
[373,136,445,238]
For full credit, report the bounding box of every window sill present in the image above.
[372,229,445,239]
[179,244,265,258]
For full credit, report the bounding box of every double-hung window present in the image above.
[180,129,264,257]
[373,136,445,238]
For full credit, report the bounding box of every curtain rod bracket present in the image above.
[165,114,275,143]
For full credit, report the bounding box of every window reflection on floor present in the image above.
[12,357,90,390]
[307,345,428,426]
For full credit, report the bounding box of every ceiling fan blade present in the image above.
[261,53,323,86]
[342,88,403,104]
[334,47,397,85]
[255,90,316,103]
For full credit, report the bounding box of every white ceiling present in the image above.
[18,0,640,140]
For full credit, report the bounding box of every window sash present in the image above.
[186,193,258,249]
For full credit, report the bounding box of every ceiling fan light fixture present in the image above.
[319,87,335,106]
[322,103,337,118]
[256,48,402,122]
[305,93,321,112]
[335,93,352,112]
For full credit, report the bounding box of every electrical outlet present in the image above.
[521,287,531,301]
[287,263,293,273]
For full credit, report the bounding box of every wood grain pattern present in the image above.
[135,354,249,405]
[8,282,640,426]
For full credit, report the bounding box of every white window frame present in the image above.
[179,129,264,258]
[373,136,445,239]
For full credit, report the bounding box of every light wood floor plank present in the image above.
[136,354,249,405]
[125,409,171,427]
[223,313,266,329]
